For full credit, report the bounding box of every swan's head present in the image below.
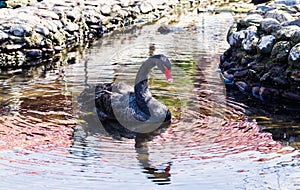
[151,54,173,83]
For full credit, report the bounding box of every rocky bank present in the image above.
[0,0,251,69]
[220,0,300,104]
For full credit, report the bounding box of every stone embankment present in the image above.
[0,0,242,69]
[0,0,175,68]
[220,0,300,103]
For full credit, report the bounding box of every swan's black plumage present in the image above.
[79,54,172,136]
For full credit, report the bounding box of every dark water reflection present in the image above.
[0,13,299,189]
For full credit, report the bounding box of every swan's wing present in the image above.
[112,82,134,94]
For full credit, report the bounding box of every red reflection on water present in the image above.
[154,115,283,159]
[0,95,76,151]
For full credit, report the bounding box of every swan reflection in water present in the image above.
[135,132,172,185]
[71,112,172,185]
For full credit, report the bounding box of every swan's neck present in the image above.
[134,58,156,115]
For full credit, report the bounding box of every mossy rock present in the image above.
[271,41,292,63]
[24,32,45,48]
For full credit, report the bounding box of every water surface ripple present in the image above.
[0,13,299,189]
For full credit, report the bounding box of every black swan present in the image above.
[79,54,173,135]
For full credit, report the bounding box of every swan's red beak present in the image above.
[164,66,173,83]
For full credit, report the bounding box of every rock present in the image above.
[282,20,300,27]
[112,4,122,13]
[282,91,300,101]
[41,20,59,33]
[222,61,236,69]
[101,5,112,15]
[35,9,60,20]
[67,10,81,22]
[239,14,263,27]
[140,1,153,14]
[257,35,276,54]
[274,0,299,6]
[0,30,9,42]
[272,76,289,87]
[83,10,102,24]
[5,44,23,50]
[25,49,43,58]
[35,26,50,36]
[259,87,280,101]
[251,0,271,5]
[255,5,274,12]
[260,18,281,34]
[265,9,294,23]
[234,69,249,78]
[242,26,259,52]
[65,23,79,32]
[288,43,300,68]
[252,86,260,99]
[290,70,300,82]
[10,24,33,37]
[235,81,249,94]
[271,41,292,62]
[25,32,44,48]
[276,25,300,42]
[222,71,234,84]
[120,0,134,7]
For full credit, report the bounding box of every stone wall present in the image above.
[220,0,300,103]
[0,0,255,69]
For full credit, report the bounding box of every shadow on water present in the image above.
[225,84,300,148]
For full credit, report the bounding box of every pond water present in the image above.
[0,13,300,189]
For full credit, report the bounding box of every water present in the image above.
[0,13,299,189]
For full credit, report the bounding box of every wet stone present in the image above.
[257,35,276,54]
[228,30,246,48]
[276,25,300,41]
[35,26,50,36]
[239,14,263,27]
[25,49,43,58]
[274,0,299,6]
[260,18,281,34]
[10,24,33,37]
[288,43,300,68]
[265,9,294,22]
[271,41,292,63]
[242,27,259,52]
[282,20,300,27]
